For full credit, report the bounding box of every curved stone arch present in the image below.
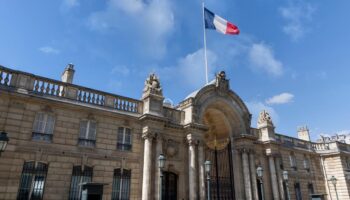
[190,84,251,136]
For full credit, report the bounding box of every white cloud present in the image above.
[111,65,130,76]
[279,1,316,41]
[245,101,279,127]
[266,92,294,105]
[39,46,60,54]
[177,48,218,88]
[87,0,174,59]
[249,43,283,77]
[139,48,219,95]
[61,0,79,10]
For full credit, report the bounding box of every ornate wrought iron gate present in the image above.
[206,142,235,200]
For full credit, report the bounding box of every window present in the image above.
[346,158,350,170]
[78,120,97,147]
[294,183,302,200]
[117,127,132,151]
[112,169,131,200]
[303,155,310,172]
[69,166,93,200]
[32,113,55,141]
[289,153,297,170]
[17,161,48,200]
[308,183,314,196]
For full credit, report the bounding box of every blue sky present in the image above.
[1,0,349,140]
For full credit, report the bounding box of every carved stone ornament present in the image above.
[143,73,163,96]
[215,71,229,95]
[257,110,273,126]
[164,139,179,158]
[142,131,155,140]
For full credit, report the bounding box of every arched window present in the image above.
[17,161,48,200]
[68,166,93,200]
[112,168,131,200]
[32,112,55,142]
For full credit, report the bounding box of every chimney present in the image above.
[61,63,75,84]
[297,126,310,141]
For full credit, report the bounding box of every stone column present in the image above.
[242,149,253,200]
[198,142,206,200]
[141,132,154,200]
[155,135,163,200]
[275,157,285,200]
[232,140,244,200]
[187,134,198,200]
[249,152,259,200]
[268,156,280,200]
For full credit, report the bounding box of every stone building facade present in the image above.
[0,65,349,200]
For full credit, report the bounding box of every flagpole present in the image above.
[202,2,209,84]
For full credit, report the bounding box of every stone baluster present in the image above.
[241,149,253,200]
[198,142,206,200]
[141,131,155,200]
[249,151,259,200]
[268,155,280,200]
[275,157,285,200]
[187,134,198,200]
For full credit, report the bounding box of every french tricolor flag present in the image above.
[204,7,239,35]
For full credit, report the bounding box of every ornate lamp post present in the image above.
[204,160,211,200]
[158,154,166,200]
[282,170,291,200]
[329,176,339,200]
[0,131,9,156]
[256,166,264,200]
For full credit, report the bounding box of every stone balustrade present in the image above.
[312,141,350,153]
[0,65,143,114]
[274,133,350,153]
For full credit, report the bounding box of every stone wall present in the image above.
[0,91,143,200]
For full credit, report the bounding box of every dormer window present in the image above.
[78,120,97,147]
[32,112,55,142]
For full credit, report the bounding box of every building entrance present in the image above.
[206,143,235,199]
[161,171,177,200]
[203,107,236,199]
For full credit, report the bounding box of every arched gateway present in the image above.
[177,71,253,200]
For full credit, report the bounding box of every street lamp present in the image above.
[329,176,339,200]
[204,160,211,200]
[158,154,166,200]
[0,131,9,155]
[282,170,291,200]
[256,166,264,200]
